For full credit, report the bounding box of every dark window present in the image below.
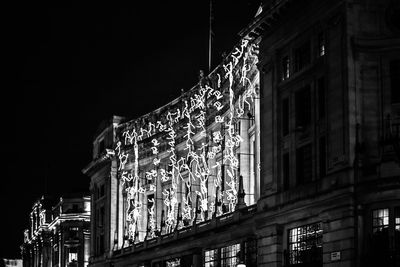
[288,222,323,266]
[294,41,311,72]
[295,86,311,129]
[99,206,105,227]
[283,153,290,190]
[390,60,400,103]
[69,227,79,239]
[244,239,257,266]
[282,98,290,136]
[319,137,326,178]
[317,32,325,57]
[282,55,290,80]
[100,184,105,197]
[296,144,312,184]
[317,77,325,119]
[99,233,105,253]
[98,139,105,155]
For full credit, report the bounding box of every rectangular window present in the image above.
[318,32,325,57]
[370,208,391,265]
[166,258,180,267]
[296,144,312,184]
[204,249,218,267]
[372,208,389,233]
[98,139,105,155]
[283,153,290,190]
[288,222,323,266]
[390,60,400,103]
[317,77,325,119]
[99,233,105,253]
[282,98,290,136]
[294,41,311,72]
[235,121,241,134]
[295,86,311,129]
[68,247,78,263]
[282,55,290,80]
[69,227,79,239]
[221,243,240,267]
[100,184,105,197]
[244,239,257,266]
[249,103,255,127]
[319,137,326,178]
[99,206,105,227]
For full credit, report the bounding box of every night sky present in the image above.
[3,2,261,259]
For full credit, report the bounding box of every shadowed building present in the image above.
[83,0,399,266]
[21,194,91,267]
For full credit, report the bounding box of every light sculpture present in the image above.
[115,38,258,243]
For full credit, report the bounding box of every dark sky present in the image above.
[3,2,260,259]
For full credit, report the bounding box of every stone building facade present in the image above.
[21,195,91,267]
[83,0,400,266]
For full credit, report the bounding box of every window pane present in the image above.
[294,41,311,72]
[288,222,323,265]
[296,144,312,184]
[283,153,290,190]
[204,249,218,267]
[295,86,311,129]
[220,243,240,267]
[317,77,325,119]
[373,208,389,232]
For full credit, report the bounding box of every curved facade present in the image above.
[84,0,400,266]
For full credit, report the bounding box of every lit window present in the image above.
[166,258,180,267]
[372,208,389,233]
[288,222,323,266]
[221,243,240,267]
[204,249,218,267]
[282,56,290,80]
[68,247,78,263]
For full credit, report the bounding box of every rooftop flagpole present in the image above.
[208,0,213,73]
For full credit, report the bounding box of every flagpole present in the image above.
[208,0,212,73]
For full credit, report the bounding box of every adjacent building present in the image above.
[21,194,91,267]
[80,0,399,266]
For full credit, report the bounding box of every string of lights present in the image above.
[116,38,259,243]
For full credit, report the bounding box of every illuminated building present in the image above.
[83,37,260,266]
[84,0,399,266]
[21,194,91,267]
